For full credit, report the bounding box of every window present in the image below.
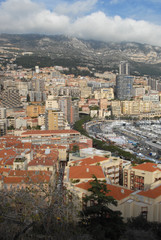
[141,207,148,220]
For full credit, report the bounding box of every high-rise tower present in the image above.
[119,61,130,75]
[116,62,133,100]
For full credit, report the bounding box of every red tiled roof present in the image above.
[0,135,19,139]
[28,158,55,166]
[70,142,89,150]
[0,149,17,158]
[4,176,25,184]
[3,158,15,166]
[3,174,50,184]
[76,181,133,200]
[0,168,10,174]
[71,156,108,166]
[69,166,105,179]
[22,129,80,135]
[138,185,161,199]
[57,146,67,149]
[9,170,52,177]
[132,162,161,172]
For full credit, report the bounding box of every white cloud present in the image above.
[110,0,119,4]
[0,0,70,34]
[1,0,161,46]
[54,0,98,16]
[69,12,161,46]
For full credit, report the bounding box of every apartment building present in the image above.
[45,109,65,130]
[80,86,92,98]
[45,96,59,109]
[21,129,80,146]
[121,100,152,115]
[0,107,6,119]
[26,105,45,117]
[94,88,114,100]
[67,155,127,185]
[58,97,79,125]
[99,99,108,110]
[123,162,161,190]
[0,88,22,109]
[111,101,121,117]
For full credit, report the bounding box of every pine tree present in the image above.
[27,93,30,102]
[80,175,125,240]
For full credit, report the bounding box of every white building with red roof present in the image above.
[72,180,134,221]
[21,129,80,146]
[123,162,161,190]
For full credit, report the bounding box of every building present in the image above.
[94,88,114,100]
[0,88,22,108]
[28,91,46,102]
[0,119,7,136]
[133,87,146,98]
[45,96,59,109]
[80,86,92,98]
[121,100,152,115]
[99,99,108,110]
[70,100,79,125]
[116,61,134,100]
[116,75,134,100]
[26,105,45,118]
[119,61,130,75]
[0,107,6,119]
[64,165,105,184]
[111,101,121,116]
[15,117,27,129]
[45,109,65,130]
[35,78,45,92]
[123,162,161,191]
[58,97,79,125]
[143,93,159,102]
[21,129,80,146]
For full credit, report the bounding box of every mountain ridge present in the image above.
[1,34,161,76]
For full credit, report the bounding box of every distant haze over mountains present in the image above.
[1,34,161,76]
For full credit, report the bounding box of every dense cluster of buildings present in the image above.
[1,62,161,135]
[1,62,161,223]
[65,149,161,222]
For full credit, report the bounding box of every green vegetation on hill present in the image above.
[14,55,54,68]
[62,67,94,77]
[14,54,161,77]
[130,61,161,76]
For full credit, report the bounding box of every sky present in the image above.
[0,0,161,46]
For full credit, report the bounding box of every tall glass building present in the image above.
[116,62,134,100]
[116,75,134,100]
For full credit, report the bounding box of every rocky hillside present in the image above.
[1,34,161,75]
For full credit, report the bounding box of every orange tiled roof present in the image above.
[76,181,133,200]
[28,158,55,166]
[138,185,161,199]
[3,174,50,184]
[69,165,105,179]
[0,149,17,158]
[9,170,52,177]
[0,135,19,139]
[132,162,161,172]
[71,156,108,166]
[22,129,80,135]
[0,168,10,174]
[70,142,89,150]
